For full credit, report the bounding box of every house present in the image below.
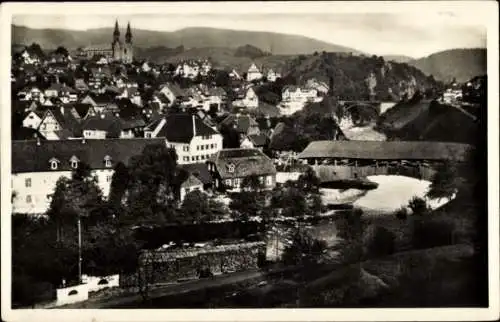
[17,86,43,102]
[119,117,146,139]
[219,113,261,137]
[247,133,269,151]
[11,138,165,214]
[22,110,45,129]
[141,61,151,73]
[207,148,277,191]
[74,79,89,92]
[232,87,259,109]
[144,113,223,165]
[80,113,123,139]
[282,85,318,103]
[246,63,263,82]
[37,106,81,140]
[266,69,281,82]
[229,69,242,80]
[73,103,97,120]
[179,174,205,202]
[306,79,329,95]
[179,162,214,190]
[80,93,115,113]
[20,49,41,65]
[159,83,186,107]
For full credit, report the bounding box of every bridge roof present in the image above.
[297,140,472,161]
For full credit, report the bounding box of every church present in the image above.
[79,20,134,63]
[112,20,134,63]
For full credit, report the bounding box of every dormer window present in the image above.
[70,155,79,169]
[49,158,60,170]
[104,155,112,168]
[227,163,235,173]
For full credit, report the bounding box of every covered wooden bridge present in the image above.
[297,140,472,181]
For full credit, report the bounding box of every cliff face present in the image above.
[284,52,440,101]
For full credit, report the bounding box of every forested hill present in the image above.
[283,52,441,101]
[408,48,486,83]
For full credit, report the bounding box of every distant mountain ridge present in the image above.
[12,24,363,56]
[407,48,486,83]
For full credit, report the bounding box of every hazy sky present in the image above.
[12,12,487,58]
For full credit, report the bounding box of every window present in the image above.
[47,194,52,201]
[145,132,152,138]
[266,175,272,186]
[25,178,31,187]
[192,156,195,161]
[50,160,58,170]
[183,146,190,152]
[205,144,209,149]
[211,144,214,149]
[259,176,264,185]
[234,178,241,187]
[71,160,78,169]
[106,175,112,182]
[200,155,205,160]
[225,179,232,187]
[104,155,112,168]
[196,156,199,161]
[227,164,235,173]
[196,145,200,151]
[26,195,32,203]
[201,145,204,150]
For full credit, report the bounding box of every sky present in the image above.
[12,11,487,58]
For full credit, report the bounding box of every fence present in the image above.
[312,164,436,182]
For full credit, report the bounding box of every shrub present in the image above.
[394,207,408,220]
[412,218,456,249]
[366,226,396,257]
[408,196,429,215]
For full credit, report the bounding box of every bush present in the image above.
[412,218,456,249]
[408,196,429,215]
[365,226,396,257]
[394,207,408,220]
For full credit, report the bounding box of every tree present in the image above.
[282,230,327,266]
[47,163,104,243]
[126,144,178,220]
[426,161,462,200]
[297,167,321,194]
[108,162,131,209]
[334,209,365,263]
[54,46,69,57]
[219,123,241,149]
[181,190,218,224]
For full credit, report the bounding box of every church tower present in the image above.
[123,22,134,64]
[112,20,123,61]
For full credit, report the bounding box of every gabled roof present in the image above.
[220,114,258,134]
[248,133,268,147]
[12,138,166,173]
[81,113,122,137]
[209,148,276,180]
[181,174,204,188]
[43,107,81,134]
[160,83,185,97]
[155,113,219,143]
[179,163,213,185]
[73,103,95,119]
[297,141,472,161]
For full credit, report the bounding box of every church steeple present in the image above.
[113,20,120,42]
[125,22,132,43]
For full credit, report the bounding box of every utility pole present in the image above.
[78,215,82,284]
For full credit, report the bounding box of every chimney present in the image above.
[82,138,86,144]
[101,113,105,119]
[192,114,196,137]
[36,137,41,146]
[60,105,64,116]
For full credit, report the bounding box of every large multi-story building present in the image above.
[144,113,223,165]
[79,20,134,63]
[11,138,165,215]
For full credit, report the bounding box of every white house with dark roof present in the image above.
[22,110,45,129]
[11,138,165,214]
[232,87,259,109]
[144,113,223,165]
[207,148,277,191]
[246,63,263,82]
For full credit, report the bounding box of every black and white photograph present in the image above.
[1,1,498,321]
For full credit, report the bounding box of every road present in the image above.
[57,268,268,308]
